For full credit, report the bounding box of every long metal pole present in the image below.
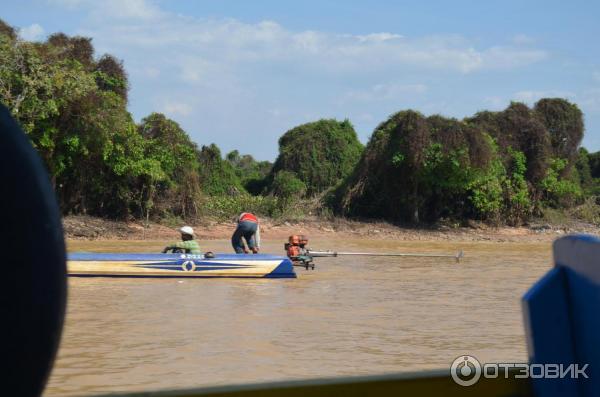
[308,250,464,261]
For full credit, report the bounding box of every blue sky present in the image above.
[4,0,600,160]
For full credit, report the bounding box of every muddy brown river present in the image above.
[45,239,552,396]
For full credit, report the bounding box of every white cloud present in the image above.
[65,5,547,75]
[143,67,160,78]
[481,46,547,70]
[483,96,508,110]
[593,71,600,83]
[514,90,576,104]
[19,23,44,41]
[48,0,85,8]
[485,90,586,113]
[292,31,323,53]
[341,83,428,103]
[163,101,192,117]
[512,34,535,45]
[107,0,163,20]
[357,113,374,122]
[356,32,403,43]
[580,88,600,114]
[50,0,163,20]
[177,57,235,87]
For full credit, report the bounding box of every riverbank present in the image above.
[63,215,599,243]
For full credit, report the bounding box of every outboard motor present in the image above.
[285,234,308,257]
[285,235,314,269]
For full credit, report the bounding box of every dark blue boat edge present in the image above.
[68,273,296,279]
[68,252,290,261]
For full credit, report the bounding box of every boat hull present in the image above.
[68,253,296,278]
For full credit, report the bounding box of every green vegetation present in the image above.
[335,111,497,223]
[197,144,243,197]
[0,24,209,221]
[137,113,201,220]
[335,101,593,226]
[225,150,272,195]
[2,19,600,227]
[269,119,363,196]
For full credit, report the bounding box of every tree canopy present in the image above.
[335,100,586,225]
[269,119,363,196]
[1,19,596,225]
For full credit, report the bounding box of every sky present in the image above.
[3,0,600,160]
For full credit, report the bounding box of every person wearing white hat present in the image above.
[162,226,201,254]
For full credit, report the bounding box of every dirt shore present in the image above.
[62,215,599,243]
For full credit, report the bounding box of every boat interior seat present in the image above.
[523,234,600,397]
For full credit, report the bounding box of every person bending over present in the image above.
[162,226,201,254]
[231,212,260,254]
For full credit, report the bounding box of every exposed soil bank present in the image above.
[63,215,599,243]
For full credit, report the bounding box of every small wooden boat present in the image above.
[67,253,296,278]
[67,235,462,280]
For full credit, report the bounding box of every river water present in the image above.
[45,238,552,396]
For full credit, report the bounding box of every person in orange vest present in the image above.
[232,212,261,254]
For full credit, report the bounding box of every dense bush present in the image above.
[137,113,202,220]
[588,150,600,179]
[225,150,272,194]
[539,158,583,207]
[200,193,311,221]
[0,25,203,220]
[95,54,128,101]
[270,170,307,202]
[579,149,600,196]
[336,111,499,223]
[269,119,363,195]
[197,144,244,196]
[534,98,584,163]
[335,100,586,225]
[468,102,550,188]
[0,20,16,40]
[0,28,137,217]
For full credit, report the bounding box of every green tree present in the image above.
[336,111,498,223]
[0,32,96,186]
[56,91,141,216]
[138,113,202,219]
[588,150,600,178]
[197,144,243,196]
[270,119,363,195]
[0,25,191,220]
[575,148,593,190]
[95,54,128,101]
[540,158,583,208]
[503,148,532,223]
[226,150,272,195]
[271,170,306,200]
[0,19,16,41]
[468,102,551,187]
[534,98,584,163]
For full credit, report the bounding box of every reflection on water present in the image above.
[45,239,551,396]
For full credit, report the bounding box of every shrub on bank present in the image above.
[200,194,312,221]
[334,100,585,225]
[269,119,363,196]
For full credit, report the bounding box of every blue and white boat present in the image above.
[67,252,296,278]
